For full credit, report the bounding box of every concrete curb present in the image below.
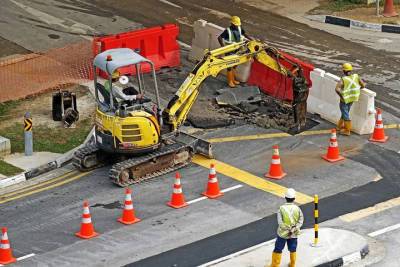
[0,126,95,189]
[316,244,369,267]
[306,15,400,34]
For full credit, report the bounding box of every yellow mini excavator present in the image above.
[73,40,306,187]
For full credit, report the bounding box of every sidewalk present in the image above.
[203,228,368,267]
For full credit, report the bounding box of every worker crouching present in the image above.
[335,63,366,136]
[267,188,304,267]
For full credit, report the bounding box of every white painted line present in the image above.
[159,0,182,8]
[0,253,35,266]
[186,185,243,205]
[199,239,276,267]
[221,184,243,193]
[368,223,400,237]
[187,196,207,204]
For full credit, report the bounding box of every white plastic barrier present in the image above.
[308,68,376,135]
[189,19,251,82]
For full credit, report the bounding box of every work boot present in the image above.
[289,252,296,267]
[336,118,344,131]
[266,252,281,267]
[232,69,240,85]
[227,70,236,88]
[340,120,351,136]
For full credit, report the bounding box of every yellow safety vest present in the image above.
[278,203,301,239]
[342,74,361,104]
[225,26,244,44]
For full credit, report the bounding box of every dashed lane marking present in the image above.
[207,124,400,144]
[368,223,400,237]
[340,196,400,222]
[192,155,314,204]
[187,185,243,204]
[0,172,90,204]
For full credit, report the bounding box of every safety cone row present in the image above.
[118,188,141,225]
[202,164,224,199]
[369,108,389,143]
[0,227,16,265]
[322,129,345,163]
[167,172,188,209]
[265,145,286,179]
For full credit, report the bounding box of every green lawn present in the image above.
[310,0,384,13]
[0,160,24,176]
[0,118,93,154]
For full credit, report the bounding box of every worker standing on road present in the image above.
[218,16,253,88]
[267,188,304,267]
[335,63,366,136]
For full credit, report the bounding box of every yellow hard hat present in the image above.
[231,16,241,26]
[112,70,120,79]
[342,63,353,72]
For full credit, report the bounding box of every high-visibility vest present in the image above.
[224,26,244,44]
[278,203,301,238]
[341,74,361,104]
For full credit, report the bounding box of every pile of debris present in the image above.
[215,86,308,133]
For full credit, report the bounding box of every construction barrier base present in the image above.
[75,231,99,239]
[369,136,389,143]
[117,217,141,225]
[202,191,224,199]
[167,201,188,209]
[321,155,345,163]
[265,172,287,180]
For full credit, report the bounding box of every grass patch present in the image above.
[0,118,93,154]
[0,160,23,176]
[0,100,21,118]
[310,0,384,14]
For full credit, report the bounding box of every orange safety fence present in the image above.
[0,41,93,103]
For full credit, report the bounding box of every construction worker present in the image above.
[104,70,143,104]
[267,188,304,267]
[218,16,253,88]
[335,63,366,136]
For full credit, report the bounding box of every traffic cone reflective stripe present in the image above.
[265,145,286,180]
[202,163,224,199]
[118,188,141,225]
[322,129,345,163]
[167,172,188,209]
[75,201,99,239]
[369,109,388,143]
[0,228,16,265]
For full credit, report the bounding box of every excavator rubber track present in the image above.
[72,143,107,172]
[109,142,192,187]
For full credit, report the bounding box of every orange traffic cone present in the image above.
[0,228,16,265]
[167,172,188,209]
[369,108,389,143]
[322,129,345,163]
[75,201,99,239]
[383,0,398,17]
[202,163,224,199]
[265,145,286,179]
[118,188,141,225]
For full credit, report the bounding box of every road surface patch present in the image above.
[193,155,313,204]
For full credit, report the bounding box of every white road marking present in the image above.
[0,253,35,266]
[186,185,243,205]
[199,239,276,267]
[159,0,182,9]
[368,223,400,237]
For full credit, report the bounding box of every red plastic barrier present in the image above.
[247,52,314,102]
[93,24,180,78]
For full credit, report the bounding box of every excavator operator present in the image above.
[218,16,253,88]
[104,71,144,105]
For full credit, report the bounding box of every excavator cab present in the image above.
[92,48,162,154]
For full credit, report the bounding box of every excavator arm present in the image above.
[162,40,300,132]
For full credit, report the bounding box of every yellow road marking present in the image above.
[0,170,78,198]
[192,155,313,204]
[384,124,399,129]
[0,172,90,204]
[340,196,400,222]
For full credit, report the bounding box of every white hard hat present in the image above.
[119,75,129,85]
[285,188,296,199]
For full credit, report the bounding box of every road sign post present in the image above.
[24,112,33,156]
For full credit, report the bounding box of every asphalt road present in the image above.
[1,1,400,266]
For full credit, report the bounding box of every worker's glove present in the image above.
[136,94,144,100]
